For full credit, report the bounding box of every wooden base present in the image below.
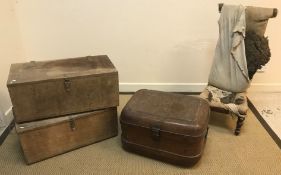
[234,116,245,136]
[211,107,246,135]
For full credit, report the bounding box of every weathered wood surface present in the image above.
[16,107,118,164]
[7,55,119,123]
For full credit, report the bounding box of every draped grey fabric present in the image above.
[208,5,250,93]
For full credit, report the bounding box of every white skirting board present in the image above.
[119,83,281,93]
[1,82,280,130]
[248,83,281,92]
[119,83,207,92]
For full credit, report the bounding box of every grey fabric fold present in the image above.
[208,4,249,93]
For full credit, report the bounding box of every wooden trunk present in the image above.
[7,55,119,123]
[16,107,118,164]
[120,90,210,166]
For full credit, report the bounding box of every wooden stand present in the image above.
[218,3,278,17]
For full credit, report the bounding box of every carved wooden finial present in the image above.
[218,3,224,13]
[273,8,278,17]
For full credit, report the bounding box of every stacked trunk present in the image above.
[7,55,119,164]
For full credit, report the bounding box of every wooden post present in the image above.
[218,3,278,18]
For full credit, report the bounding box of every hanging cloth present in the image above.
[208,4,250,93]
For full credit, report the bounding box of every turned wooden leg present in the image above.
[234,116,245,136]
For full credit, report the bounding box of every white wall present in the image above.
[0,0,281,114]
[14,0,217,84]
[0,0,24,114]
[13,0,281,92]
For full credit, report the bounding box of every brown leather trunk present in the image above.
[120,90,210,166]
[7,55,119,123]
[16,107,118,164]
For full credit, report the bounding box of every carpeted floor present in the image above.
[0,95,281,174]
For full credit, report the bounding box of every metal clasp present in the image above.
[151,126,160,140]
[69,117,76,131]
[64,79,71,92]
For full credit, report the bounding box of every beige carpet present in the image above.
[0,95,281,175]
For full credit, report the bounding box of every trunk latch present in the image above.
[64,79,71,92]
[69,117,76,131]
[151,126,160,140]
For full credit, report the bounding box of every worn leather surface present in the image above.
[121,89,210,136]
[120,89,210,166]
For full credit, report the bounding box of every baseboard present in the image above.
[248,99,281,149]
[119,82,281,92]
[249,83,281,92]
[0,82,279,144]
[0,107,14,145]
[119,83,207,92]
